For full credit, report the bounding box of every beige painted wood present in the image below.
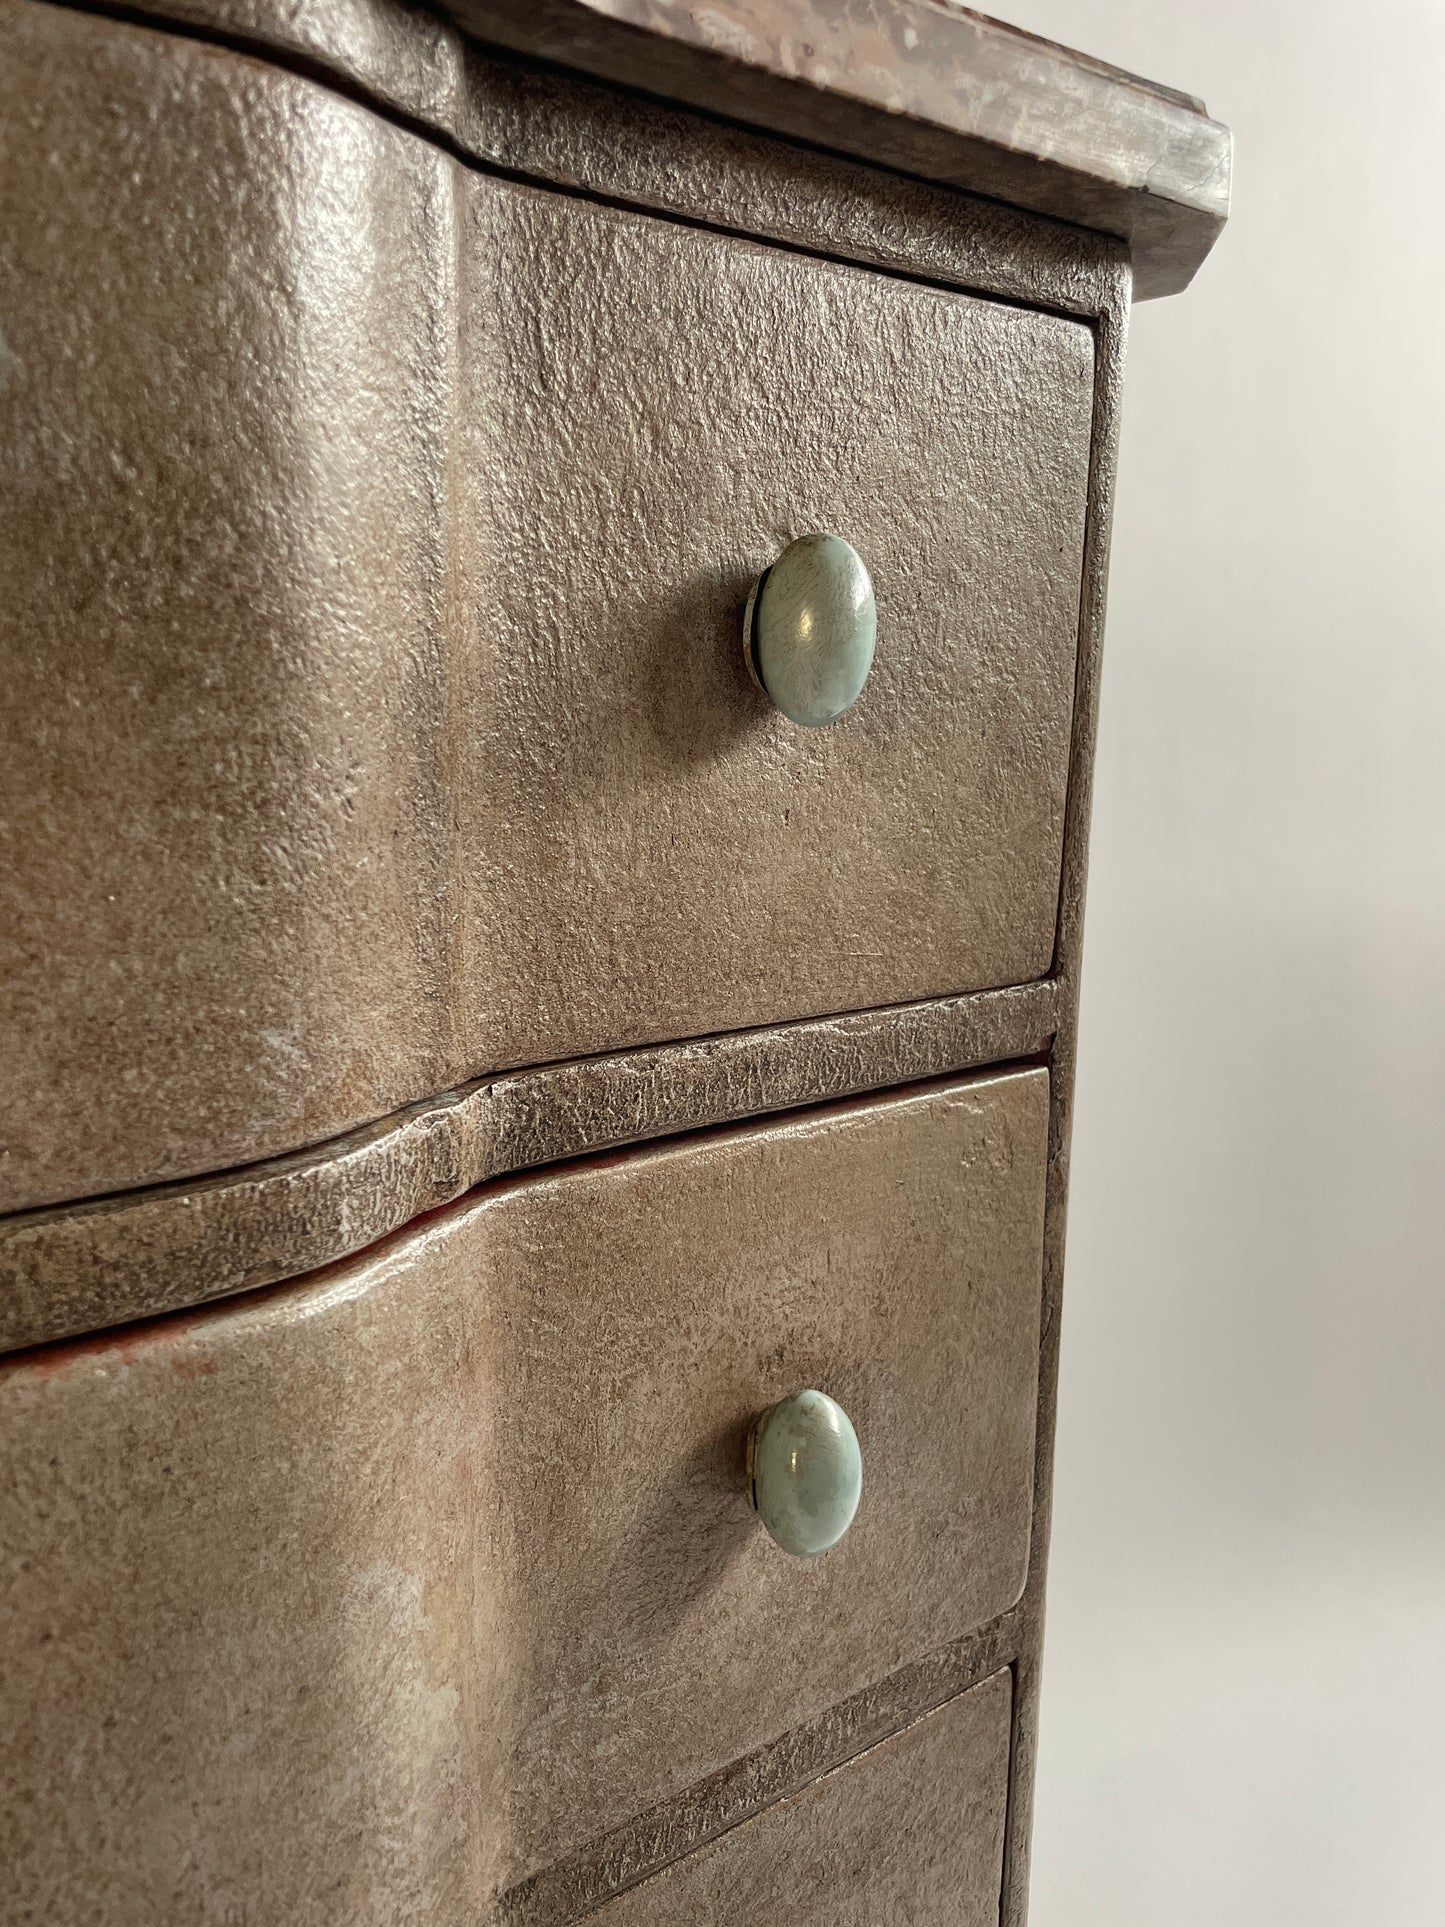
[0,1071,1046,1917]
[449,179,1092,1100]
[0,980,1058,1357]
[0,1,1091,1215]
[0,5,458,1216]
[586,1672,1012,1926]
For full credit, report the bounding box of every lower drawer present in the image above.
[0,1070,1046,1915]
[587,1672,1013,1926]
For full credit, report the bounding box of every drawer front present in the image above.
[589,1672,1012,1926]
[1,6,1091,1214]
[452,179,1095,1075]
[0,1070,1047,1911]
[0,6,459,1215]
[461,1066,1047,1881]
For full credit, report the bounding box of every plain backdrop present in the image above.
[992,3,1445,1922]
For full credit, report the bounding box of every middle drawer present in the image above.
[467,1063,1049,1881]
[0,1068,1048,1911]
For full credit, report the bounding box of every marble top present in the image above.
[444,0,1231,296]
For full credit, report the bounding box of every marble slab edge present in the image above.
[436,0,1231,298]
[0,980,1059,1357]
[43,0,1226,297]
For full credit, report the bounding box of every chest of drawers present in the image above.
[0,2,1229,1919]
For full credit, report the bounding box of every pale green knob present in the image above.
[748,1389,863,1558]
[744,532,877,727]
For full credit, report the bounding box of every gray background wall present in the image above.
[999,4,1445,1920]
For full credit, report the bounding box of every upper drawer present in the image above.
[0,1069,1047,1914]
[0,8,1092,1211]
[451,176,1092,1075]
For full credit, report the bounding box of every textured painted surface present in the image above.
[996,200,1131,1927]
[329,10,1133,321]
[0,981,1056,1356]
[0,1,1093,1214]
[584,1674,1012,1926]
[501,1603,1025,1926]
[30,0,1131,317]
[0,4,461,1213]
[457,1068,1049,1880]
[451,178,1091,1084]
[0,1265,483,1924]
[0,10,1157,1921]
[436,0,1229,297]
[64,0,1230,296]
[0,1072,1047,1916]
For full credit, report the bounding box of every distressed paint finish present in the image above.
[0,1072,1047,1917]
[19,0,1134,317]
[440,0,1228,299]
[0,982,1056,1356]
[501,1605,1026,1925]
[583,1674,1012,1926]
[0,3,1223,1921]
[44,0,1229,296]
[0,0,1092,1217]
[451,180,1092,1083]
[436,0,1228,298]
[0,4,462,1215]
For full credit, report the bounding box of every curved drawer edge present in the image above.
[0,978,1057,1357]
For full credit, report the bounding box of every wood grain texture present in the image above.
[581,1672,1013,1926]
[46,0,1229,296]
[0,1073,1046,1919]
[1,1,1092,1217]
[0,981,1056,1357]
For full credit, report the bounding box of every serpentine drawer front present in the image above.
[449,181,1094,1079]
[0,1071,1047,1916]
[584,1674,1012,1926]
[0,1,1229,1920]
[0,0,1093,1212]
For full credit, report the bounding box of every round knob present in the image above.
[743,532,877,727]
[748,1388,863,1558]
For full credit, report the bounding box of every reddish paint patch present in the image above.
[5,1307,216,1382]
[169,1353,219,1379]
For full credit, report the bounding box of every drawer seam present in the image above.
[0,984,1057,1356]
